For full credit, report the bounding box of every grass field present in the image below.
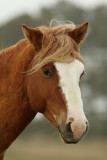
[5,134,107,160]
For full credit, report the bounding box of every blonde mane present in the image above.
[27,22,84,74]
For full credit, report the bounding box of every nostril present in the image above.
[85,121,89,132]
[66,122,72,133]
[85,120,89,126]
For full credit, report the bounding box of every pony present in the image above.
[0,21,89,160]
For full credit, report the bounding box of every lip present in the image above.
[60,132,79,144]
[58,126,79,144]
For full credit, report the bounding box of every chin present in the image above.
[60,133,79,144]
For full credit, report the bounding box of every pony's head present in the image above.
[23,21,89,144]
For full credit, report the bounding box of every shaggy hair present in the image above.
[27,22,84,74]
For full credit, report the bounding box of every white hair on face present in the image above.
[54,59,87,123]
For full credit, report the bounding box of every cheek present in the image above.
[45,77,59,97]
[47,89,67,114]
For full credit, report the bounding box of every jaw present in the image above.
[43,108,58,128]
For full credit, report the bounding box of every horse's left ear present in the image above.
[22,24,43,51]
[69,22,88,44]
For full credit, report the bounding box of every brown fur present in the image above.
[0,39,36,157]
[0,22,88,159]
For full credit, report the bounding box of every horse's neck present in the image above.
[0,39,36,152]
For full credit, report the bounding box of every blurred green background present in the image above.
[0,0,107,160]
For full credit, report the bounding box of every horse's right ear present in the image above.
[22,24,43,51]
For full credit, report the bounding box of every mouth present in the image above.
[60,133,79,144]
[58,125,79,144]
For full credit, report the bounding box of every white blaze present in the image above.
[54,59,87,124]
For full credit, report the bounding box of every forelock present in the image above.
[27,22,83,74]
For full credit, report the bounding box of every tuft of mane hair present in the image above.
[26,20,84,74]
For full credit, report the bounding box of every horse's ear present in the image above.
[69,22,88,44]
[22,24,43,50]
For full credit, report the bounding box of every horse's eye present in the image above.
[43,69,52,78]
